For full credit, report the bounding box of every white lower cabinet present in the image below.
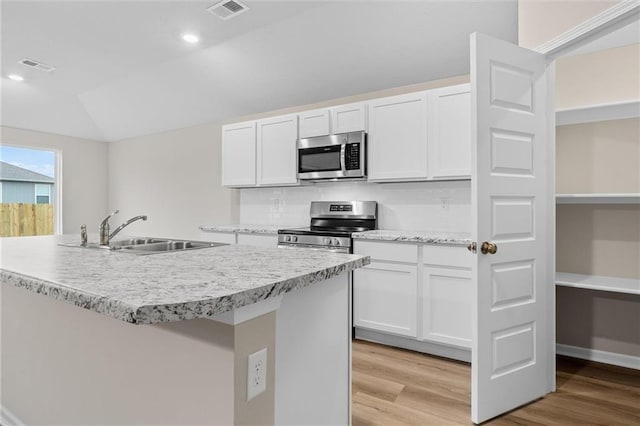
[421,266,472,348]
[353,239,472,359]
[353,261,418,337]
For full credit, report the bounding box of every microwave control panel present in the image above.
[346,143,360,170]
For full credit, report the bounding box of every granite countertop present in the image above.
[352,230,472,245]
[199,224,299,235]
[0,235,368,325]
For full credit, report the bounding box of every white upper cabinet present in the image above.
[331,102,367,134]
[428,84,471,179]
[367,92,429,182]
[298,108,331,138]
[257,115,299,186]
[221,121,256,187]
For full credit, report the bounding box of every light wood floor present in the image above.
[352,339,640,425]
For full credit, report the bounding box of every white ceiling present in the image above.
[1,1,518,142]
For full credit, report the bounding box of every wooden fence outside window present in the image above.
[0,203,54,237]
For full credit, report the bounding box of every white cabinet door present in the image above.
[299,109,331,138]
[428,84,472,179]
[421,267,472,348]
[221,121,256,187]
[353,261,418,337]
[237,233,277,248]
[368,92,428,181]
[331,102,367,134]
[256,115,299,186]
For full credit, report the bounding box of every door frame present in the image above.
[535,0,639,395]
[535,1,639,61]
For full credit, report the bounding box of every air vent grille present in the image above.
[207,0,249,20]
[19,58,56,72]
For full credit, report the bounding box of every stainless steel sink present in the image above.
[119,240,222,253]
[59,238,227,254]
[108,238,165,248]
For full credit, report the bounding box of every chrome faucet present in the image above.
[99,210,119,245]
[109,215,148,242]
[99,210,148,246]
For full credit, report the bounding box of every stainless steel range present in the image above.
[278,201,377,253]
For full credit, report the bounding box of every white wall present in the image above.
[108,122,239,240]
[518,0,620,49]
[241,180,471,232]
[109,75,469,236]
[0,126,108,234]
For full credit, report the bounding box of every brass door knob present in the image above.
[481,241,497,255]
[467,242,477,253]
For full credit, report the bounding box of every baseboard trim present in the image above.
[1,405,23,426]
[355,328,471,363]
[556,344,640,370]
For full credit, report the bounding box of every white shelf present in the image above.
[556,272,640,295]
[556,193,640,204]
[556,100,640,126]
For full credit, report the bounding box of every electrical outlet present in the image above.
[247,348,267,401]
[440,197,450,210]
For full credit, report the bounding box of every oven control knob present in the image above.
[285,235,291,242]
[333,239,341,246]
[324,237,332,245]
[292,236,298,242]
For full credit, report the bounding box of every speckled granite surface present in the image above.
[0,235,368,325]
[199,224,297,235]
[352,230,472,245]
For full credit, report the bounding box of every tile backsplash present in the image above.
[239,180,471,232]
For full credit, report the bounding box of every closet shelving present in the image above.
[555,100,640,296]
[556,272,640,296]
[556,193,640,204]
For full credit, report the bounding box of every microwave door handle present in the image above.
[340,144,346,173]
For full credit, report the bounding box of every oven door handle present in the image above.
[340,144,346,174]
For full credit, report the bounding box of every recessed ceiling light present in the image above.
[182,33,200,44]
[8,74,24,82]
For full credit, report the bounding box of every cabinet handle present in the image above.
[481,241,498,255]
[467,242,477,253]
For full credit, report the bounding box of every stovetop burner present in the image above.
[277,201,377,253]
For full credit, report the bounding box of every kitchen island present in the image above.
[0,235,368,425]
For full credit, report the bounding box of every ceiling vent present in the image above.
[19,58,56,73]
[207,0,249,20]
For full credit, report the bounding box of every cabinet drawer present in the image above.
[237,233,277,248]
[354,240,418,263]
[422,245,472,269]
[201,232,236,245]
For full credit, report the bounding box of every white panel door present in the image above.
[421,267,472,348]
[471,32,553,423]
[353,261,418,337]
[331,102,367,134]
[428,84,472,179]
[299,109,331,138]
[221,121,256,187]
[368,92,428,181]
[256,115,299,186]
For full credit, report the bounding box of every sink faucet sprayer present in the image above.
[99,210,147,246]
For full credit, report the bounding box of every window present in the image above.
[0,146,59,236]
[35,184,51,204]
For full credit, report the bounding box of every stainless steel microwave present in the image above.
[297,131,366,180]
